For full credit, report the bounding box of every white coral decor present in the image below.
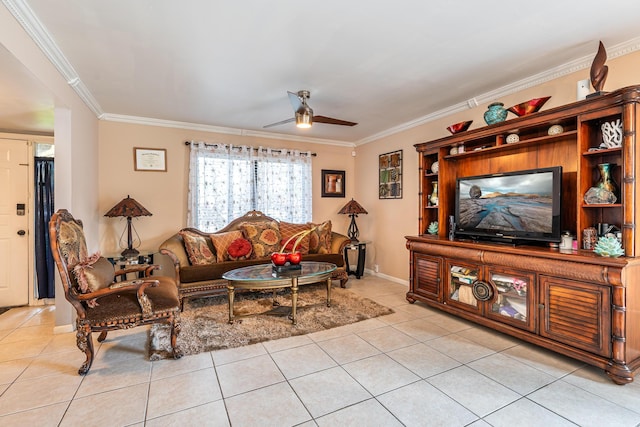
[594,236,624,257]
[601,119,623,148]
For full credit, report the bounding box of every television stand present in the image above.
[410,86,640,384]
[406,235,639,385]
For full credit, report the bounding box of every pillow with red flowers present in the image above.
[227,237,253,260]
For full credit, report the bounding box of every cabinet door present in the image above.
[445,260,480,312]
[412,253,442,301]
[485,267,536,332]
[539,275,611,357]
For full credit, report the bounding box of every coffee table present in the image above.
[222,261,337,325]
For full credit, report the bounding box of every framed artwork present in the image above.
[134,147,167,171]
[379,149,402,199]
[321,169,345,197]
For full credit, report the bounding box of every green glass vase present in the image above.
[596,163,618,198]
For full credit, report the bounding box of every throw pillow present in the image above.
[308,220,332,254]
[227,237,253,260]
[210,230,244,262]
[180,230,216,265]
[73,253,115,308]
[279,222,311,254]
[239,220,281,258]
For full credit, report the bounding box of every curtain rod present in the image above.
[184,141,316,156]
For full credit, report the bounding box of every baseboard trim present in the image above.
[54,324,74,334]
[364,269,409,287]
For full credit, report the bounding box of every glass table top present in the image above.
[222,261,337,282]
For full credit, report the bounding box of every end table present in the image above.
[344,241,369,279]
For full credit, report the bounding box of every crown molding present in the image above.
[101,114,356,148]
[2,0,104,117]
[6,0,640,148]
[356,36,640,146]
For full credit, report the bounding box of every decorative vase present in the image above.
[596,163,618,199]
[430,182,438,206]
[484,102,508,125]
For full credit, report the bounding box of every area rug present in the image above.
[148,283,393,360]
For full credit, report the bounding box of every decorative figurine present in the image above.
[594,235,624,257]
[588,41,608,98]
[427,221,438,235]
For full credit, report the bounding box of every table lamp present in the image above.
[338,198,368,241]
[104,195,152,258]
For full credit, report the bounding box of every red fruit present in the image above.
[271,252,288,266]
[287,252,302,265]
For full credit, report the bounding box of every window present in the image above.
[187,142,312,232]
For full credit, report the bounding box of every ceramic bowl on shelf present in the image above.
[446,120,473,134]
[507,96,552,117]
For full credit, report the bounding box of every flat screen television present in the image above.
[454,166,562,245]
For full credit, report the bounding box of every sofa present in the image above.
[159,210,350,308]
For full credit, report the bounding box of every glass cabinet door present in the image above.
[487,269,535,331]
[447,262,480,311]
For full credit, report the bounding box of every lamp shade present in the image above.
[104,195,152,218]
[338,198,368,215]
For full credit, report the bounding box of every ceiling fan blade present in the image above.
[313,115,358,126]
[288,91,303,112]
[263,117,295,128]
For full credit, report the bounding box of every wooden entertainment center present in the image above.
[406,85,640,384]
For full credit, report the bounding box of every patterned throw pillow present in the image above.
[279,222,312,254]
[308,220,332,254]
[180,230,216,265]
[73,253,115,308]
[210,230,244,262]
[239,220,281,258]
[227,238,253,261]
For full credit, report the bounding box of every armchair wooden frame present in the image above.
[50,209,182,375]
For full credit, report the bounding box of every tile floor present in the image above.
[1,275,639,426]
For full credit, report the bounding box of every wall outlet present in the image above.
[374,264,379,273]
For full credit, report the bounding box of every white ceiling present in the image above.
[3,0,640,143]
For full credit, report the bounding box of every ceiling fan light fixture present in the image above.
[296,109,312,128]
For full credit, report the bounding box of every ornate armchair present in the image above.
[49,209,181,375]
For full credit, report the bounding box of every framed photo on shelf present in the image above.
[134,147,167,172]
[379,149,402,199]
[321,170,345,197]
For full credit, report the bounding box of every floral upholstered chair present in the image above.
[49,209,182,375]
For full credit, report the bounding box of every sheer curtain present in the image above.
[187,142,312,232]
[187,142,254,232]
[255,147,312,223]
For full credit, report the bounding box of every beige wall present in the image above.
[1,7,100,327]
[354,50,640,283]
[97,122,356,262]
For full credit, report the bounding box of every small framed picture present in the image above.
[321,170,345,197]
[134,147,167,172]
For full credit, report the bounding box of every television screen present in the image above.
[455,166,562,244]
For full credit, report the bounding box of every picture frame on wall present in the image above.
[321,170,346,197]
[134,147,167,172]
[379,149,402,199]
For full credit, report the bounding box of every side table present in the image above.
[106,252,155,279]
[344,240,369,279]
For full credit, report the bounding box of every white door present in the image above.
[0,139,29,307]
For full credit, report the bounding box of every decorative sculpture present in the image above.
[588,41,608,97]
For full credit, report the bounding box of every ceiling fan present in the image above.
[263,90,357,129]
